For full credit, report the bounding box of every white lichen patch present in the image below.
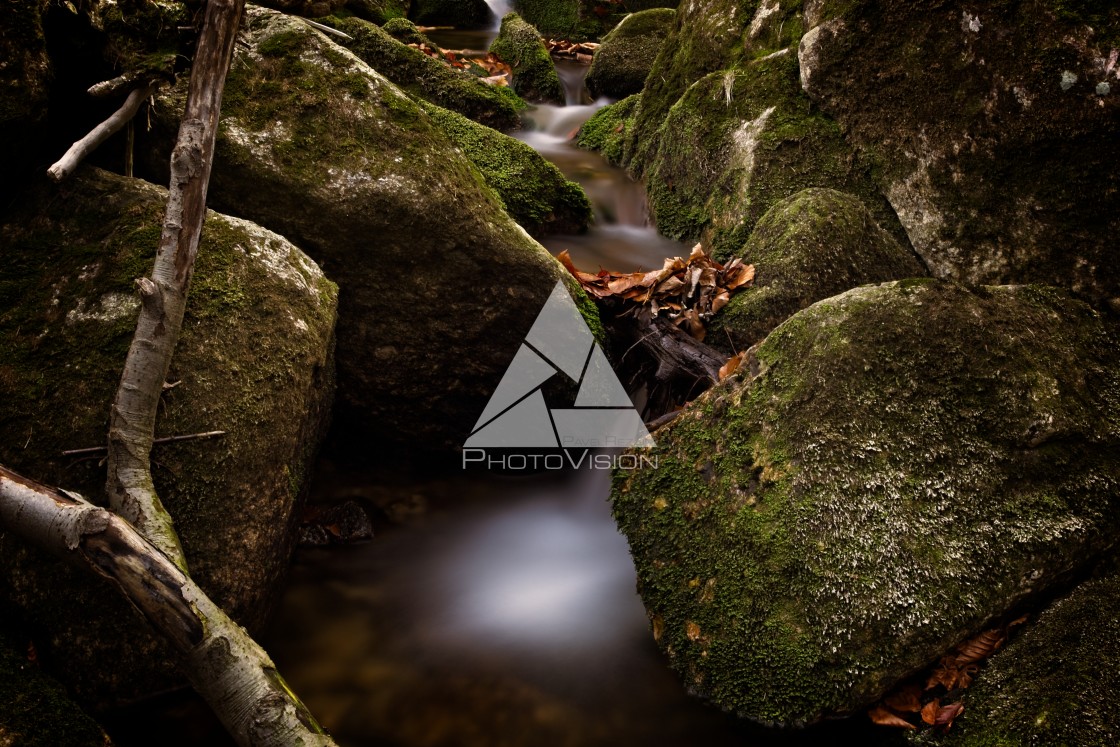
[221,119,290,171]
[66,292,139,325]
[961,11,982,33]
[798,19,844,94]
[1060,70,1078,91]
[211,213,326,300]
[748,0,780,39]
[730,106,776,204]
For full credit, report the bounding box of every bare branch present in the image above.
[47,81,160,182]
[106,0,246,570]
[87,71,143,99]
[62,430,226,457]
[0,464,337,747]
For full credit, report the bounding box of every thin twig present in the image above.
[48,80,160,182]
[300,17,353,41]
[63,431,226,457]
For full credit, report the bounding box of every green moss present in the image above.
[511,0,624,41]
[322,15,525,129]
[576,94,639,166]
[381,16,434,45]
[0,167,338,705]
[408,0,492,29]
[490,12,565,105]
[612,280,1120,726]
[0,624,110,747]
[346,0,410,24]
[585,8,675,99]
[421,101,591,234]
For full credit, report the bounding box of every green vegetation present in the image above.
[586,8,675,99]
[576,94,640,166]
[490,12,565,104]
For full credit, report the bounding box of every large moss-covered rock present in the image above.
[926,566,1120,747]
[612,280,1120,726]
[324,14,524,130]
[420,101,591,235]
[140,7,595,448]
[491,12,565,105]
[512,0,625,42]
[644,48,901,257]
[409,0,492,29]
[346,0,410,23]
[798,1,1120,307]
[586,8,675,99]
[0,623,110,747]
[708,188,926,353]
[0,168,337,704]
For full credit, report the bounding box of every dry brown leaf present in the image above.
[868,706,916,730]
[718,352,747,381]
[685,621,701,641]
[920,699,941,725]
[934,702,965,732]
[954,628,1006,667]
[651,614,664,642]
[884,684,923,714]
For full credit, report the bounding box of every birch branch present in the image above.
[106,0,245,570]
[0,464,336,747]
[47,81,159,183]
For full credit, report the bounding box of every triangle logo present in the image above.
[465,282,655,449]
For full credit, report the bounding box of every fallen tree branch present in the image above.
[87,71,143,99]
[0,464,336,747]
[47,80,160,183]
[62,431,226,457]
[300,17,353,41]
[106,0,244,570]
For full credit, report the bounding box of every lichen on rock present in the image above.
[0,167,338,705]
[611,279,1120,726]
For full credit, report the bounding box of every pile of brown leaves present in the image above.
[558,244,755,342]
[408,43,513,85]
[546,39,600,63]
[869,616,1028,733]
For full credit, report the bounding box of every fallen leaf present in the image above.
[868,706,916,730]
[921,699,941,725]
[718,351,746,381]
[934,702,965,732]
[885,684,923,713]
[685,621,701,641]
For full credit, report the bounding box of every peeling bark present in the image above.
[106,0,246,570]
[0,464,337,747]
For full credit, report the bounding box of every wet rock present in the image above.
[139,7,597,449]
[708,188,926,354]
[798,1,1120,307]
[586,8,675,99]
[420,100,591,235]
[491,12,565,105]
[0,167,338,705]
[928,566,1120,747]
[409,0,493,29]
[325,14,525,131]
[612,280,1120,726]
[576,93,640,166]
[298,502,375,546]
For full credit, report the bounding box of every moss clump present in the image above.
[643,49,904,256]
[323,14,524,130]
[612,280,1120,726]
[708,188,926,353]
[925,566,1120,747]
[490,12,565,105]
[421,101,591,234]
[576,94,639,166]
[346,0,410,23]
[381,15,434,46]
[799,1,1120,306]
[0,624,110,747]
[512,0,623,42]
[586,8,675,99]
[408,0,492,28]
[0,167,338,705]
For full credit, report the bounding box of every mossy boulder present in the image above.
[708,188,926,354]
[0,624,110,747]
[140,7,596,449]
[346,0,410,23]
[644,49,902,257]
[622,0,805,174]
[420,101,591,235]
[381,16,435,46]
[0,167,337,705]
[586,8,675,99]
[925,566,1120,747]
[491,12,565,105]
[511,0,624,42]
[798,1,1120,308]
[323,14,524,130]
[255,0,347,17]
[623,0,677,10]
[612,280,1120,726]
[576,93,639,166]
[408,0,493,29]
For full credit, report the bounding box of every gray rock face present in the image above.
[141,7,594,449]
[612,280,1120,726]
[708,188,926,354]
[0,167,337,705]
[797,1,1120,308]
[586,8,676,99]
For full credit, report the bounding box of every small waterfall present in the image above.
[485,0,512,28]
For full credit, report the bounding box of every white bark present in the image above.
[47,81,159,183]
[0,465,337,747]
